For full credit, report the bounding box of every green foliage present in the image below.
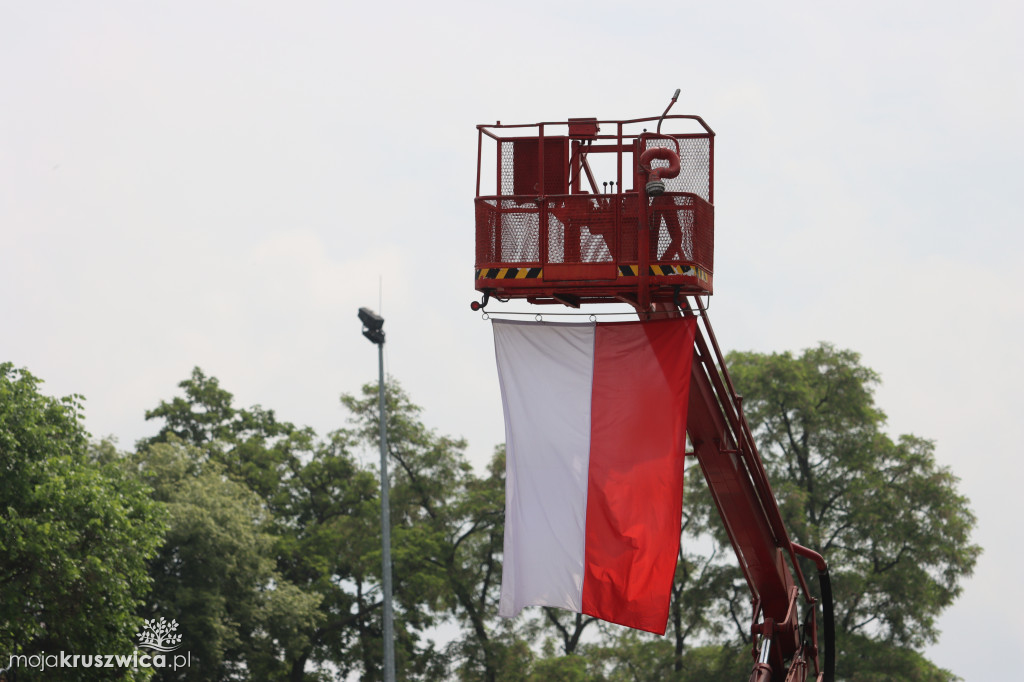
[141,369,376,680]
[341,382,506,682]
[582,632,752,682]
[129,439,323,681]
[142,368,291,449]
[526,653,593,682]
[141,368,457,680]
[840,633,961,682]
[0,364,165,681]
[587,631,675,681]
[672,644,753,682]
[535,610,599,657]
[725,343,980,677]
[1,342,974,681]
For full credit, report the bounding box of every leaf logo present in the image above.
[136,617,183,652]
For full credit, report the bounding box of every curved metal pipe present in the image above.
[639,146,681,181]
[656,88,681,134]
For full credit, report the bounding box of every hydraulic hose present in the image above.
[818,566,835,682]
[792,543,835,682]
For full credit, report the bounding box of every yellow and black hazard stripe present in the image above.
[654,264,689,277]
[617,264,711,281]
[476,267,543,280]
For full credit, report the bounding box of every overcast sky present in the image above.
[2,1,1021,678]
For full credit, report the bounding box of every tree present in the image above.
[537,610,598,658]
[142,369,377,680]
[664,466,746,678]
[723,343,979,680]
[341,381,510,682]
[271,428,426,681]
[0,364,165,681]
[545,343,978,681]
[129,439,323,681]
[142,368,452,680]
[141,367,299,503]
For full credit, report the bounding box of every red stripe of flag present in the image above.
[581,319,696,634]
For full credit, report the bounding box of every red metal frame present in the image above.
[474,115,715,309]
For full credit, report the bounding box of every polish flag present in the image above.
[493,317,697,634]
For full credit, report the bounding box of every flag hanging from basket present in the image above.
[492,317,697,635]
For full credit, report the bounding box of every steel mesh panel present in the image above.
[642,137,710,201]
[475,199,499,264]
[500,141,515,196]
[499,199,540,262]
[581,225,613,262]
[692,199,714,272]
[474,198,541,264]
[546,196,616,264]
[513,138,568,195]
[651,195,695,262]
[501,138,569,196]
[547,208,564,263]
[619,194,639,262]
[647,194,714,272]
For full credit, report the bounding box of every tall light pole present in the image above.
[358,306,396,682]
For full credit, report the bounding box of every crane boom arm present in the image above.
[672,298,834,681]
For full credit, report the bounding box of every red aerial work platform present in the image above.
[473,107,715,311]
[473,94,835,682]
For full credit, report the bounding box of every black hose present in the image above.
[818,567,835,682]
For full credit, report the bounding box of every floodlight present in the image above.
[358,307,385,345]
